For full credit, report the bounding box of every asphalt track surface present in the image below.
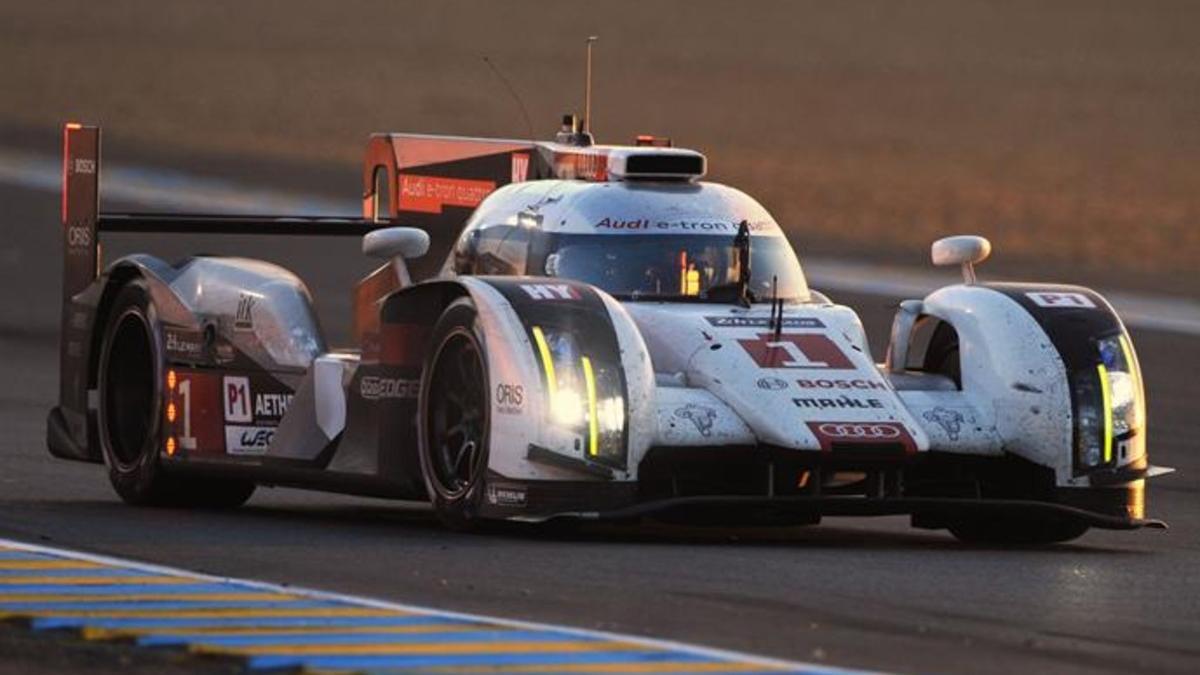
[1,160,1198,675]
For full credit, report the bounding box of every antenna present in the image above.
[482,56,535,139]
[582,36,598,134]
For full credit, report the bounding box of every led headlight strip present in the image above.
[533,325,600,458]
[531,326,558,394]
[1096,363,1114,464]
[581,356,599,457]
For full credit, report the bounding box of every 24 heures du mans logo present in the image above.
[737,333,854,370]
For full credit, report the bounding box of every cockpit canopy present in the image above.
[447,180,810,302]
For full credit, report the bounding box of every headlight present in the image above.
[1074,333,1145,472]
[531,325,627,467]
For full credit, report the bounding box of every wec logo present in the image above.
[224,425,273,455]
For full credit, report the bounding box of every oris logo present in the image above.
[67,226,91,248]
[816,423,902,439]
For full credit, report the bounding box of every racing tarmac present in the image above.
[1,161,1199,675]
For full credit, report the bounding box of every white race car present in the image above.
[48,117,1168,544]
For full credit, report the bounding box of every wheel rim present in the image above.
[103,308,158,470]
[426,329,487,500]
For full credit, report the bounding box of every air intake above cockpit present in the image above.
[606,148,707,182]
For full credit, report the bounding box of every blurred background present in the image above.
[2,0,1196,297]
[1,7,1197,673]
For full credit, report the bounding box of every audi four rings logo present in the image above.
[816,423,902,439]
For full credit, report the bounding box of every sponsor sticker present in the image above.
[234,293,256,331]
[737,333,854,370]
[165,330,205,360]
[796,378,887,390]
[674,403,717,437]
[399,175,496,214]
[806,421,916,453]
[486,484,528,507]
[360,376,420,401]
[1026,292,1095,309]
[519,283,580,301]
[793,396,884,410]
[254,393,292,420]
[921,406,977,441]
[66,226,91,249]
[224,425,273,455]
[593,218,778,234]
[495,383,524,414]
[705,316,825,329]
[222,376,252,423]
[756,377,788,391]
[511,153,530,183]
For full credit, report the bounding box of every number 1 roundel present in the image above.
[737,333,854,370]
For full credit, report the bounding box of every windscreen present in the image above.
[543,234,809,302]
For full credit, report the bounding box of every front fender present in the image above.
[457,277,655,484]
[920,283,1143,486]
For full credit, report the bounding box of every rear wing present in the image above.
[60,124,391,306]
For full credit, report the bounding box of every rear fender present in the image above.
[50,254,193,463]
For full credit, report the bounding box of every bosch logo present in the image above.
[816,423,902,440]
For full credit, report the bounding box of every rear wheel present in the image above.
[98,280,255,508]
[418,301,490,530]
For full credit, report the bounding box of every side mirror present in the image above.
[931,235,991,284]
[363,227,430,286]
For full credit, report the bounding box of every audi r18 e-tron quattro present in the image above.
[47,115,1169,544]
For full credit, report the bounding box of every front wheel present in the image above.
[948,516,1088,546]
[418,301,491,530]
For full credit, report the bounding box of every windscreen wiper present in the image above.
[732,219,753,307]
[701,220,755,306]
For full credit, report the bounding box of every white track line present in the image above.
[0,537,863,674]
[2,147,1196,336]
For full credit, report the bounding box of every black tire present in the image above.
[921,321,1088,546]
[947,516,1089,547]
[417,300,491,530]
[97,279,255,508]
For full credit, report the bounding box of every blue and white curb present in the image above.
[0,538,859,674]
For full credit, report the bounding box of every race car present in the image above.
[47,118,1170,544]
